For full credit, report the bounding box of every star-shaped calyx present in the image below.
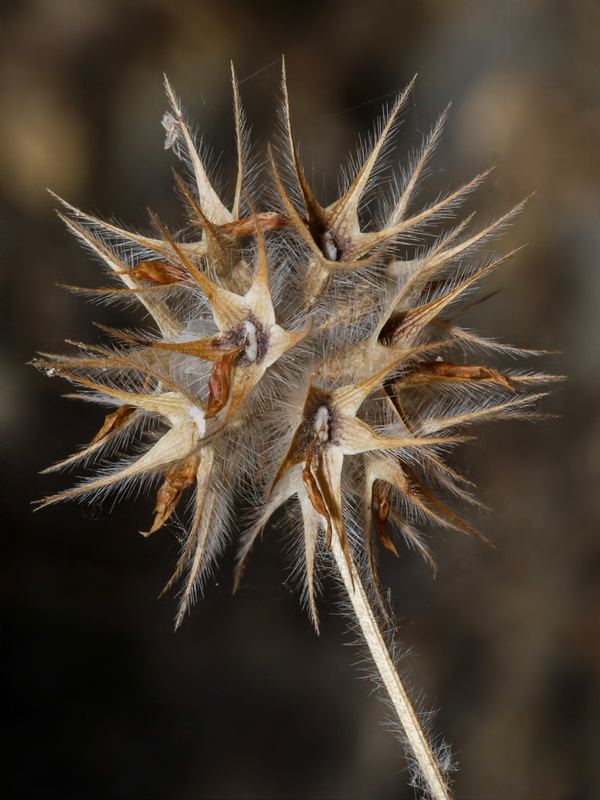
[110,209,310,430]
[35,372,208,523]
[53,64,291,319]
[271,64,495,308]
[235,357,466,629]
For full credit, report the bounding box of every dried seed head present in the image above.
[35,65,557,631]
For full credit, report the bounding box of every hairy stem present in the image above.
[330,533,452,800]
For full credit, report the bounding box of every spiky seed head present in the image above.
[35,66,557,630]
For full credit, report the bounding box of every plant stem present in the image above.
[330,534,452,800]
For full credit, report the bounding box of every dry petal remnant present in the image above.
[36,67,555,631]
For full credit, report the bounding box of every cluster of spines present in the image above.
[36,64,556,629]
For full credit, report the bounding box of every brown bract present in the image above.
[89,404,137,445]
[117,260,189,285]
[143,455,200,536]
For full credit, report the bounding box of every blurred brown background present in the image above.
[1,1,598,798]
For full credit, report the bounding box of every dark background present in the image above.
[1,1,598,798]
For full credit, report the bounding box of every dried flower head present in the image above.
[36,65,554,628]
[35,64,557,798]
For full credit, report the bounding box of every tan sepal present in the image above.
[386,105,450,228]
[401,463,492,546]
[230,61,245,221]
[59,283,182,297]
[173,487,216,630]
[298,493,322,633]
[417,452,483,513]
[58,213,181,338]
[319,334,460,386]
[339,416,470,456]
[351,169,494,259]
[95,324,239,366]
[234,476,295,591]
[234,452,323,633]
[266,323,313,368]
[420,392,549,434]
[40,404,139,475]
[142,455,200,536]
[386,214,474,287]
[39,351,190,399]
[50,191,172,257]
[159,447,214,599]
[148,212,245,329]
[45,368,198,420]
[390,199,525,305]
[432,319,554,357]
[268,149,378,270]
[280,59,328,233]
[325,78,416,249]
[330,355,404,416]
[163,76,232,226]
[243,201,274,318]
[35,422,200,510]
[390,510,438,574]
[173,172,250,291]
[380,248,521,348]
